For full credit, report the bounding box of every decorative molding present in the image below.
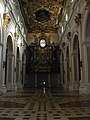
[14,32,19,41]
[20,42,24,48]
[3,12,10,25]
[18,0,66,33]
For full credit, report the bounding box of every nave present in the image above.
[0,88,90,120]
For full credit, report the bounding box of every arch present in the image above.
[17,46,20,58]
[5,35,14,91]
[6,35,13,53]
[72,34,81,90]
[73,35,79,52]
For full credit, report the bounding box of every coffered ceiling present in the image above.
[18,0,67,33]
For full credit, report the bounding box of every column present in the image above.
[81,42,90,94]
[13,39,17,91]
[75,13,86,93]
[0,43,3,92]
[60,55,64,87]
[71,52,79,90]
[58,73,60,85]
[1,24,7,93]
[48,72,51,87]
[78,22,87,94]
[35,72,37,87]
[65,58,69,90]
[22,63,26,87]
[68,38,72,91]
[6,53,15,91]
[16,59,22,89]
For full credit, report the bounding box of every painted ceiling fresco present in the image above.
[18,0,67,33]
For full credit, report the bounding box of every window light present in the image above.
[65,14,68,22]
[62,26,64,33]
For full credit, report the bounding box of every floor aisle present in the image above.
[0,88,90,120]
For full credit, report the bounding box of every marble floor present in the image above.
[0,88,90,120]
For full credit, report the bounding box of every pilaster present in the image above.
[0,43,6,93]
[6,53,15,91]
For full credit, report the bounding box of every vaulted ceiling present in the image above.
[18,0,67,33]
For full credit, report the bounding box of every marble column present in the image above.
[65,58,70,90]
[78,23,88,94]
[35,72,37,87]
[22,63,25,87]
[16,59,22,89]
[48,72,51,87]
[60,61,64,87]
[1,25,7,93]
[0,43,3,92]
[6,53,15,91]
[71,52,79,91]
[13,39,17,91]
[80,41,90,94]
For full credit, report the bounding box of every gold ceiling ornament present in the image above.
[3,12,10,25]
[39,32,47,40]
[14,32,19,41]
[33,34,38,43]
[18,0,67,33]
[75,13,81,26]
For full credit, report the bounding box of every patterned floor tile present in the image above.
[0,89,89,120]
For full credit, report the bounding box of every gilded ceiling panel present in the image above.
[18,0,67,33]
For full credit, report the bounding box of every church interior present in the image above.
[0,0,90,120]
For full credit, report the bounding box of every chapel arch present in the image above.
[72,35,81,90]
[5,35,14,91]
